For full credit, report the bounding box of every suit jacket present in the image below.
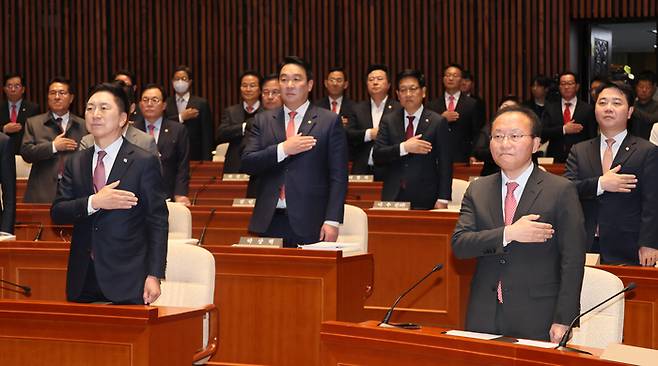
[564,134,658,264]
[346,98,401,175]
[0,133,16,233]
[427,94,482,162]
[134,118,190,199]
[0,99,40,154]
[541,100,597,163]
[51,139,168,303]
[216,103,260,173]
[20,112,87,203]
[79,124,159,156]
[165,95,213,161]
[241,104,348,240]
[373,108,452,209]
[452,167,586,341]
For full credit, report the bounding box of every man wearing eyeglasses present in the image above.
[452,105,585,343]
[134,84,190,206]
[21,77,87,203]
[216,71,262,174]
[1,73,40,154]
[373,69,452,210]
[541,71,597,163]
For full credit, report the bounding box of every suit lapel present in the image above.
[156,120,172,151]
[612,134,638,168]
[513,167,543,222]
[415,109,432,136]
[489,174,505,228]
[106,139,136,184]
[298,105,318,136]
[271,108,287,143]
[81,147,95,196]
[586,137,603,176]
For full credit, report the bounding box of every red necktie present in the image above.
[563,102,572,124]
[147,124,155,137]
[448,95,455,112]
[405,116,415,140]
[93,151,107,193]
[10,105,17,123]
[280,111,297,200]
[331,100,338,113]
[246,105,254,113]
[498,181,519,304]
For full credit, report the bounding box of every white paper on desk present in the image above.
[515,338,557,348]
[300,242,363,256]
[443,330,501,340]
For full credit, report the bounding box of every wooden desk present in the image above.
[0,300,209,366]
[320,320,621,366]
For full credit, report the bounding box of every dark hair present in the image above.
[636,70,657,85]
[590,74,607,85]
[113,80,135,105]
[327,66,347,80]
[558,71,579,84]
[530,74,550,88]
[366,64,390,82]
[88,82,129,114]
[443,63,465,77]
[279,56,313,81]
[462,69,473,81]
[239,70,262,85]
[497,95,520,108]
[261,73,279,87]
[491,105,542,137]
[48,76,75,95]
[595,81,635,107]
[112,69,137,86]
[3,72,24,86]
[396,69,426,88]
[141,83,168,101]
[172,65,194,80]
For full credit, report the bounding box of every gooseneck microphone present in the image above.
[197,208,217,246]
[556,282,636,354]
[379,263,443,329]
[0,279,31,296]
[192,176,217,205]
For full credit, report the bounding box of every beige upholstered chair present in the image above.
[167,201,193,240]
[571,267,625,348]
[212,143,229,162]
[448,179,470,210]
[152,241,218,364]
[15,155,31,179]
[336,204,368,253]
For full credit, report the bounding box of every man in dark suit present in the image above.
[0,132,16,233]
[522,74,550,119]
[241,56,348,247]
[315,67,356,126]
[565,82,658,266]
[135,84,190,205]
[452,105,586,342]
[346,64,401,177]
[1,73,40,154]
[165,65,214,161]
[373,69,452,209]
[21,77,87,203]
[630,71,658,140]
[460,69,486,130]
[216,71,262,173]
[541,71,597,163]
[51,82,168,305]
[427,63,482,163]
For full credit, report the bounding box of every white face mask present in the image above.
[173,80,190,94]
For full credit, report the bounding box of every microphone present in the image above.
[379,263,443,329]
[16,221,44,241]
[555,282,636,354]
[0,279,31,296]
[197,208,216,246]
[192,176,217,205]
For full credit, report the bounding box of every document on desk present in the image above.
[444,330,557,348]
[300,242,364,256]
[443,330,501,340]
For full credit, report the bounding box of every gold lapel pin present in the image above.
[387,105,392,109]
[307,120,312,124]
[425,118,429,122]
[123,158,128,163]
[625,147,629,151]
[164,129,169,133]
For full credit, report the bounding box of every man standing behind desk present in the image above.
[51,83,168,305]
[241,56,348,247]
[452,106,585,342]
[1,72,40,154]
[565,81,658,266]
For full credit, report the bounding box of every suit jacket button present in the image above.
[499,259,506,264]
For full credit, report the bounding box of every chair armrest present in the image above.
[192,304,218,363]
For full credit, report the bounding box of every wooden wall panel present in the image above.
[1,0,655,126]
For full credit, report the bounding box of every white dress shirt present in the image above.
[501,162,534,245]
[87,136,124,214]
[596,129,628,196]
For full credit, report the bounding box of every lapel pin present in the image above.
[123,158,128,163]
[625,147,629,151]
[387,105,392,109]
[164,129,169,133]
[425,118,429,122]
[307,120,312,124]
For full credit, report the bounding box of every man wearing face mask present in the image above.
[216,70,262,173]
[165,65,214,161]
